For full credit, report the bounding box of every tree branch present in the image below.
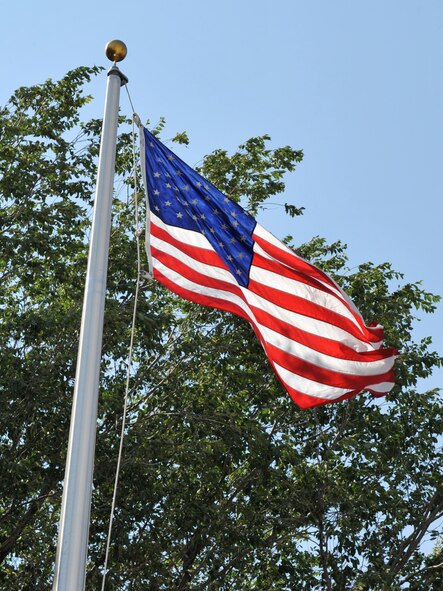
[387,489,443,581]
[0,480,54,563]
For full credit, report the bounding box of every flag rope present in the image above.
[100,102,142,590]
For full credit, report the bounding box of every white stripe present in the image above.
[365,381,395,393]
[273,362,351,400]
[152,213,213,250]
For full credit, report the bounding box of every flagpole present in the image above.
[53,41,128,591]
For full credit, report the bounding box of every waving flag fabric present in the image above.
[139,125,397,409]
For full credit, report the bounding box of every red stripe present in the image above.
[285,382,392,409]
[284,384,363,409]
[367,322,385,340]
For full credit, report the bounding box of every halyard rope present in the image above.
[101,88,141,590]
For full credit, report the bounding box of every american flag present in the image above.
[140,125,397,409]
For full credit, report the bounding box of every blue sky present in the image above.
[2,0,442,390]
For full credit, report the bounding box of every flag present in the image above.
[139,125,397,409]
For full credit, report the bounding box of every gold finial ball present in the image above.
[105,40,127,62]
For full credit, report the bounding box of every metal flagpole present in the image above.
[53,41,128,591]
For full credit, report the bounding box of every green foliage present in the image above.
[198,134,303,215]
[0,69,442,591]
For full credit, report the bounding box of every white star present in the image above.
[221,224,228,230]
[154,172,161,178]
[154,205,160,211]
[227,255,233,262]
[233,220,239,227]
[168,155,174,161]
[218,241,224,247]
[231,211,237,218]
[166,183,172,189]
[191,199,198,205]
[150,142,154,147]
[213,209,220,215]
[176,212,183,218]
[238,252,245,259]
[209,227,216,234]
[176,169,182,176]
[236,269,242,276]
[153,189,160,196]
[183,185,190,191]
[224,197,229,203]
[200,214,206,220]
[165,200,172,206]
[230,238,236,244]
[196,181,202,187]
[204,184,209,190]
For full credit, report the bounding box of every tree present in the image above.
[0,67,442,591]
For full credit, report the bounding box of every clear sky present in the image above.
[2,0,442,390]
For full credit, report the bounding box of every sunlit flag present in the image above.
[139,125,397,409]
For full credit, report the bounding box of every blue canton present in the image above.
[143,127,256,288]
